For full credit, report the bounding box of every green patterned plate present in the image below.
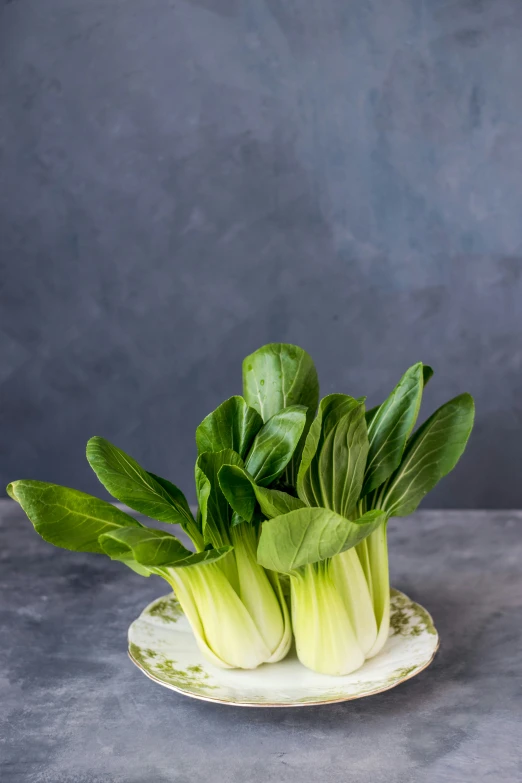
[128,588,439,707]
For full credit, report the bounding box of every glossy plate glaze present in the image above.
[128,588,439,707]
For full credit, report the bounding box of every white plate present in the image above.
[128,588,439,707]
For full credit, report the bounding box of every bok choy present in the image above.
[8,392,310,670]
[8,341,474,678]
[221,344,474,675]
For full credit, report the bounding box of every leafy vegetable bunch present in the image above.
[8,343,474,676]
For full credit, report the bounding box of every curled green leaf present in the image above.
[244,405,307,487]
[195,396,263,458]
[257,507,386,573]
[196,449,243,546]
[218,463,305,523]
[242,343,319,484]
[99,526,232,568]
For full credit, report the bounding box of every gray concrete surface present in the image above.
[1,501,521,782]
[2,1,522,508]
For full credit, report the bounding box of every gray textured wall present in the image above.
[1,0,521,508]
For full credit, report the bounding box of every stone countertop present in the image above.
[1,503,521,783]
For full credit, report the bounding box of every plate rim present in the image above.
[128,592,440,708]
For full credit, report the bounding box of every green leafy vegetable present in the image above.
[362,362,424,497]
[364,363,433,429]
[244,405,307,486]
[8,342,474,679]
[257,507,386,573]
[99,526,232,568]
[422,365,434,385]
[219,463,305,522]
[243,343,319,484]
[12,441,292,670]
[381,393,475,517]
[86,436,200,544]
[7,480,141,554]
[195,396,263,458]
[298,395,359,500]
[297,395,368,515]
[243,343,319,423]
[355,393,473,660]
[195,449,244,547]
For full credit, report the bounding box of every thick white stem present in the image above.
[230,523,287,657]
[291,562,365,676]
[265,571,293,663]
[355,537,373,600]
[365,523,390,659]
[167,562,271,669]
[330,547,378,656]
[164,566,233,669]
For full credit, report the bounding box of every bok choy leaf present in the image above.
[243,343,319,485]
[218,463,305,522]
[7,480,142,554]
[297,395,368,516]
[86,436,200,544]
[257,507,386,573]
[195,396,263,458]
[362,362,425,497]
[380,393,475,517]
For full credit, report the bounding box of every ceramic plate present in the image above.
[128,588,439,707]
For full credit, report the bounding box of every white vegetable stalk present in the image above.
[290,562,365,676]
[363,523,390,658]
[230,522,292,662]
[164,523,291,670]
[330,547,378,656]
[166,562,270,669]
